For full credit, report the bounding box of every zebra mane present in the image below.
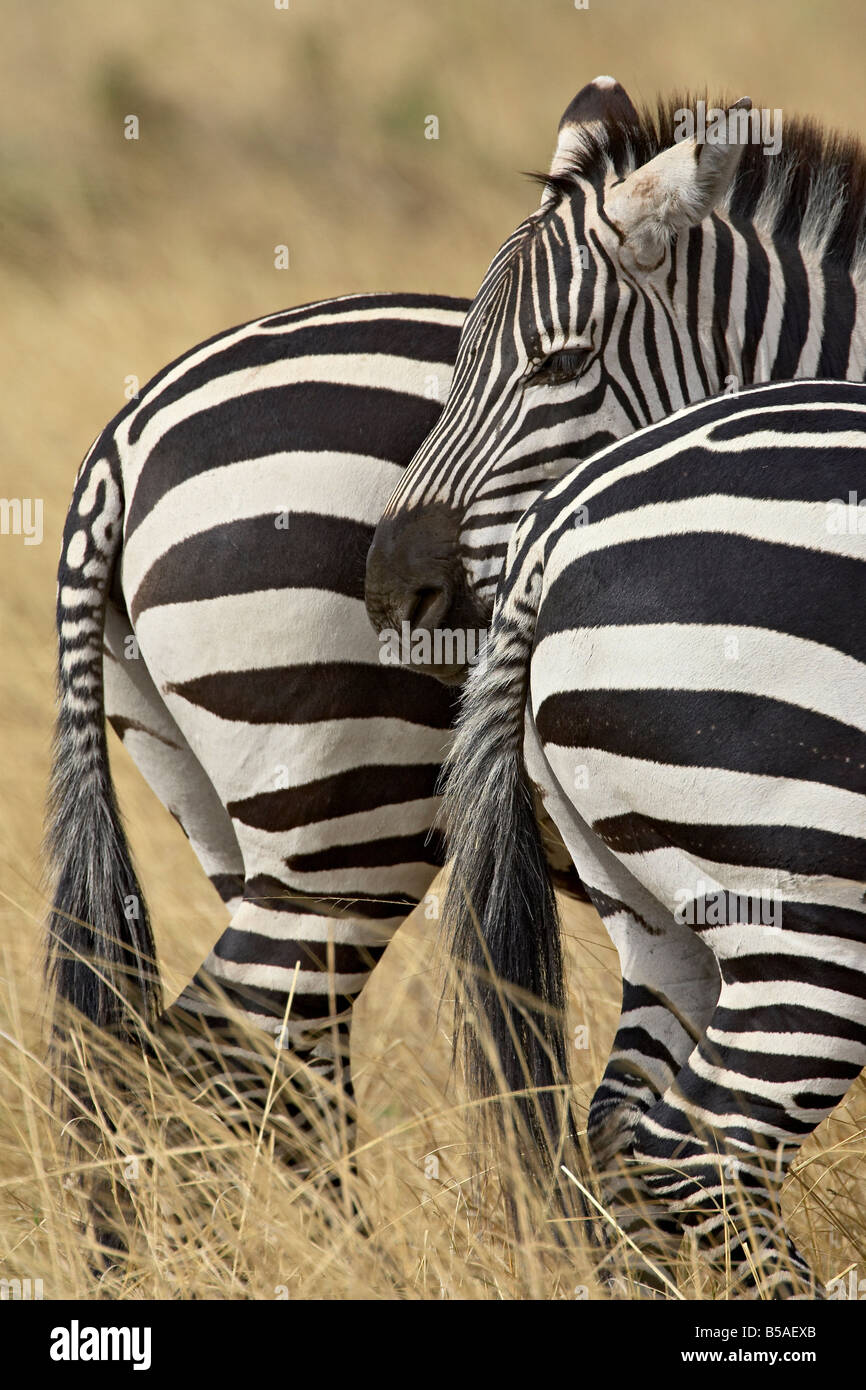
[535,91,866,275]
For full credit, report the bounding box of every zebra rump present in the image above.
[441,377,866,1258]
[43,291,468,1113]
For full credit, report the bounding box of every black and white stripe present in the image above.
[47,284,591,1204]
[441,378,866,1297]
[367,78,866,627]
[365,78,866,1285]
[47,291,474,1173]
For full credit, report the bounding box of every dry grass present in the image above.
[0,893,613,1301]
[1,0,865,1301]
[3,892,866,1301]
[0,893,616,1301]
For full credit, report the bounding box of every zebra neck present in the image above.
[703,211,865,389]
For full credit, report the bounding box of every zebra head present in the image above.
[365,77,752,672]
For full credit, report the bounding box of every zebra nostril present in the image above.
[407,586,449,631]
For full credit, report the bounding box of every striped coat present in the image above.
[48,292,471,1172]
[441,378,866,1297]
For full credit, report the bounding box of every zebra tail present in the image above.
[44,436,162,1046]
[441,567,579,1189]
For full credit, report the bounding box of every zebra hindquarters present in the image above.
[536,665,866,1294]
[530,444,866,1293]
[124,559,454,1199]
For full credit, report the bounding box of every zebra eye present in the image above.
[528,346,592,386]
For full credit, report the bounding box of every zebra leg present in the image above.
[524,721,724,1286]
[103,598,245,908]
[524,719,720,1170]
[159,893,401,1201]
[587,905,722,1292]
[587,906,720,1174]
[105,598,400,1215]
[622,910,866,1298]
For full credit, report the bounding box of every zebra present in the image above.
[366,79,866,649]
[436,376,866,1297]
[47,290,473,1201]
[49,74,866,1228]
[364,82,866,1289]
[47,285,588,1229]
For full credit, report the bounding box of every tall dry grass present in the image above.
[3,891,866,1299]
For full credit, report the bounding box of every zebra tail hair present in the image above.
[44,436,162,1048]
[440,567,581,1193]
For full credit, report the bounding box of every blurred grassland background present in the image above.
[1,0,865,1298]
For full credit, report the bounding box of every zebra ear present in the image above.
[548,76,640,178]
[605,98,752,272]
